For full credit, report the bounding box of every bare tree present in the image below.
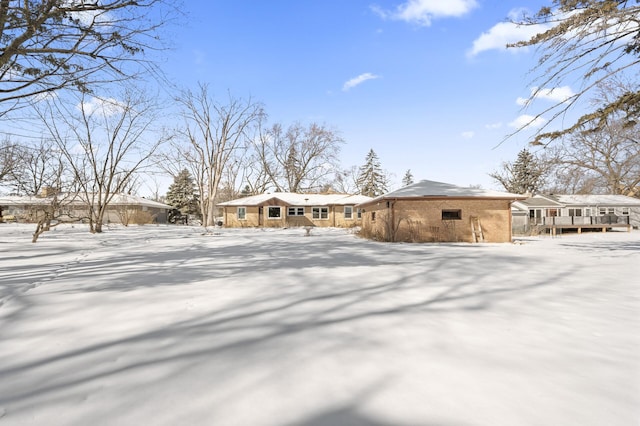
[173,84,264,227]
[509,1,640,144]
[39,89,168,233]
[250,122,343,193]
[0,138,23,185]
[0,0,175,115]
[7,138,66,196]
[545,119,640,194]
[331,166,359,194]
[539,79,640,195]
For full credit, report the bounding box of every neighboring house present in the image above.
[512,194,640,234]
[217,192,373,228]
[0,193,173,224]
[357,180,526,243]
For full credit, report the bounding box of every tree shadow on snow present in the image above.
[0,229,577,422]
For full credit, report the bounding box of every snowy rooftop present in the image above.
[549,194,640,206]
[513,196,564,210]
[217,192,372,207]
[360,180,526,206]
[0,193,173,209]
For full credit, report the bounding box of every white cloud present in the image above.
[508,114,546,129]
[78,97,126,116]
[516,86,575,106]
[59,1,111,27]
[372,0,478,27]
[342,73,380,91]
[467,20,550,57]
[461,131,474,139]
[485,122,503,130]
[33,91,59,103]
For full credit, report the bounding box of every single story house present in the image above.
[217,192,373,228]
[0,193,173,224]
[356,180,526,243]
[512,194,640,234]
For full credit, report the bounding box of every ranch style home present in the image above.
[217,192,373,228]
[512,194,640,235]
[357,180,526,243]
[0,192,174,224]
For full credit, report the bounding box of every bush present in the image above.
[131,211,155,225]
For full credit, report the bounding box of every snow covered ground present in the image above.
[0,223,638,426]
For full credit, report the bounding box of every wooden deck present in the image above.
[530,215,632,236]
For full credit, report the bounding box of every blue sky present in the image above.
[156,0,580,192]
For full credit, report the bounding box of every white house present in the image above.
[512,194,640,234]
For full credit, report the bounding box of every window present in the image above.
[371,211,376,222]
[568,208,582,217]
[622,207,630,216]
[599,207,614,215]
[547,209,559,217]
[237,207,246,220]
[344,206,353,219]
[357,208,362,219]
[441,209,462,220]
[312,207,329,219]
[267,206,281,219]
[287,206,305,216]
[584,208,592,216]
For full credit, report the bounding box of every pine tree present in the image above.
[356,149,388,197]
[402,169,414,187]
[166,169,199,215]
[489,149,546,194]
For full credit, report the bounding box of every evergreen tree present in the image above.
[402,169,414,187]
[166,169,199,215]
[356,149,388,197]
[489,149,546,194]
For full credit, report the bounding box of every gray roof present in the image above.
[514,196,564,209]
[217,192,372,207]
[514,194,640,209]
[359,180,526,206]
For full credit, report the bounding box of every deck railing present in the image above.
[531,215,630,226]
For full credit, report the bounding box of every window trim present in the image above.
[287,206,305,216]
[267,206,282,219]
[441,209,462,220]
[237,206,247,220]
[312,206,329,220]
[621,207,630,216]
[344,206,353,220]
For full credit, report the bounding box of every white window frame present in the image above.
[237,206,247,220]
[267,206,282,219]
[568,208,582,217]
[357,208,362,219]
[287,206,305,216]
[621,207,630,216]
[599,207,614,215]
[312,207,329,220]
[344,206,353,220]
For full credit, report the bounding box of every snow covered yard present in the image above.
[0,224,638,426]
